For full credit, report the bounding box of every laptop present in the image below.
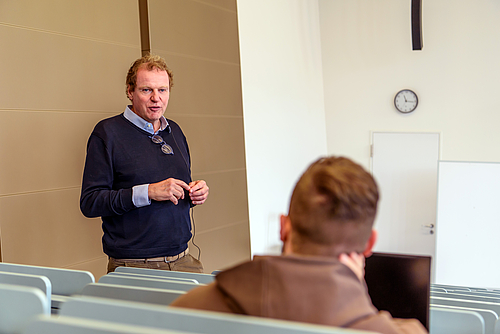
[364,252,431,330]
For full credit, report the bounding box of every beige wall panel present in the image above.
[0,0,142,274]
[0,25,138,112]
[0,188,104,268]
[189,221,250,274]
[0,111,116,195]
[149,0,240,63]
[65,255,108,281]
[194,0,237,12]
[146,0,249,272]
[191,169,248,233]
[155,53,243,117]
[172,115,246,174]
[0,0,140,46]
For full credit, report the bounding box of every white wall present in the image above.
[237,0,328,255]
[238,0,500,257]
[320,0,500,169]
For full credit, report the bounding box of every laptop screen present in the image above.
[364,252,431,330]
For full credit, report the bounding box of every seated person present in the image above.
[172,156,427,334]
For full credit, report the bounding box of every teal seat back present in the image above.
[60,296,378,334]
[115,266,215,284]
[0,262,94,296]
[81,283,185,306]
[0,283,49,334]
[98,274,199,292]
[430,307,485,334]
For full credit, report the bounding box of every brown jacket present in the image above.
[172,255,427,334]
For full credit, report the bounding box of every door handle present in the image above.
[422,224,435,234]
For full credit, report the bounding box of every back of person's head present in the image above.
[126,53,174,99]
[288,156,379,257]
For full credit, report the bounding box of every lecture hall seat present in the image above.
[0,262,94,311]
[107,271,199,284]
[80,283,185,306]
[0,283,49,334]
[0,271,52,309]
[430,306,485,334]
[59,295,376,334]
[430,304,498,334]
[115,266,215,284]
[21,315,183,334]
[98,274,200,292]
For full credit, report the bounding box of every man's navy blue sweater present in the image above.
[80,114,192,259]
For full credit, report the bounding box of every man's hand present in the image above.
[148,178,190,205]
[189,180,209,205]
[339,252,365,281]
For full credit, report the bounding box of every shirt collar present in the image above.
[123,106,169,135]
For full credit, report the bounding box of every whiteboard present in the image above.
[435,161,500,288]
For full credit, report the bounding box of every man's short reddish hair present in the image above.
[126,54,174,100]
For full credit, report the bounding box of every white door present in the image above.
[371,132,439,258]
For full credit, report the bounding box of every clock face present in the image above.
[394,89,418,113]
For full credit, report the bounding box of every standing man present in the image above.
[80,54,209,273]
[172,157,427,334]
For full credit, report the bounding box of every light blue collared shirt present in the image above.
[123,106,170,207]
[123,106,169,135]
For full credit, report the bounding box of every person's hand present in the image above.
[339,252,365,281]
[148,178,190,205]
[189,180,209,205]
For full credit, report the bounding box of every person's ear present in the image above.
[362,229,377,257]
[280,215,291,243]
[127,86,134,101]
[280,214,293,255]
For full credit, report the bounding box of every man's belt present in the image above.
[113,248,189,263]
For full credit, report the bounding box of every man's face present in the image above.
[128,67,170,128]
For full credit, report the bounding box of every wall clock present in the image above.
[394,89,418,113]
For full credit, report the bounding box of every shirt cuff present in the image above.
[132,184,151,207]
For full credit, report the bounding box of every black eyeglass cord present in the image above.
[191,208,201,261]
[152,130,200,260]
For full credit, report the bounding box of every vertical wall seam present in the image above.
[139,0,151,55]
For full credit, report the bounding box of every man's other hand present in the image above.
[189,180,209,205]
[339,252,365,281]
[149,178,190,205]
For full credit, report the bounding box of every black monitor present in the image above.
[364,252,431,330]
